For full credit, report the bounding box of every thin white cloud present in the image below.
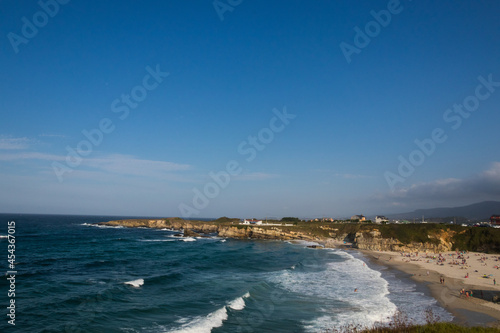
[0,151,191,178]
[0,152,65,161]
[84,154,190,176]
[234,172,279,181]
[373,162,500,206]
[39,133,67,138]
[334,173,370,179]
[0,137,34,150]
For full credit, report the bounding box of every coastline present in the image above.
[359,249,500,328]
[97,219,500,328]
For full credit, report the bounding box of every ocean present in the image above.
[0,214,452,332]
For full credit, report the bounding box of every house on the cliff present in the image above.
[242,219,263,225]
[491,215,500,225]
[375,216,389,224]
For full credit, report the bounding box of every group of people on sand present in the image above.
[460,288,473,298]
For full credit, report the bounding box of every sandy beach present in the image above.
[360,249,500,327]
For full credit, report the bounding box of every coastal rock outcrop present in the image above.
[183,229,202,237]
[99,219,320,242]
[352,229,452,252]
[97,219,463,253]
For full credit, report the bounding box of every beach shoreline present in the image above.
[358,249,500,328]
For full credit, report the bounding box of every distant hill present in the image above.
[388,201,500,221]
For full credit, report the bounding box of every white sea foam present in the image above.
[290,240,323,247]
[167,306,228,333]
[268,249,397,331]
[0,235,8,239]
[381,264,453,323]
[166,293,249,332]
[227,292,250,310]
[220,239,226,243]
[81,223,123,229]
[194,236,221,241]
[124,279,144,287]
[180,237,196,242]
[138,239,176,242]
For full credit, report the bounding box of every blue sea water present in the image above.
[0,214,452,332]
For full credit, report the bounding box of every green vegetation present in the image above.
[327,310,500,333]
[452,227,500,253]
[211,216,241,223]
[377,224,444,246]
[281,217,302,223]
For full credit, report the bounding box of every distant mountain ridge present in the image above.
[388,201,500,221]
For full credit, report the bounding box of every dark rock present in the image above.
[184,229,201,237]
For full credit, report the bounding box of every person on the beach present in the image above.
[494,278,496,286]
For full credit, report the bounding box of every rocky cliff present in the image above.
[352,229,452,252]
[100,219,320,241]
[98,219,462,252]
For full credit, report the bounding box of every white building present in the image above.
[242,219,263,225]
[375,216,389,224]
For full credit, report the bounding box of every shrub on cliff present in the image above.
[452,227,500,253]
[212,217,240,223]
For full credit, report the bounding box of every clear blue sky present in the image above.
[1,0,499,218]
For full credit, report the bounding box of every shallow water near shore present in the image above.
[0,214,452,332]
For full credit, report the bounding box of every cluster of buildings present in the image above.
[308,215,389,224]
[240,219,294,226]
[240,215,500,226]
[350,215,389,223]
[490,215,500,225]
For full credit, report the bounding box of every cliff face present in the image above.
[100,219,320,241]
[103,219,219,233]
[99,219,454,252]
[353,230,451,252]
[217,226,319,241]
[328,229,453,252]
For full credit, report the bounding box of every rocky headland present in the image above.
[97,218,500,253]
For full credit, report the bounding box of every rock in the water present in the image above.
[184,229,201,237]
